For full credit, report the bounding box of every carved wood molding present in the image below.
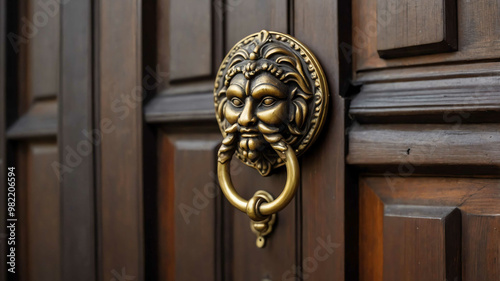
[6,99,58,139]
[350,62,500,123]
[347,123,500,175]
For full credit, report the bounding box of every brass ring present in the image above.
[218,144,299,218]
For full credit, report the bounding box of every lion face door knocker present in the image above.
[214,30,329,248]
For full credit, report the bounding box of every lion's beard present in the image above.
[218,122,289,176]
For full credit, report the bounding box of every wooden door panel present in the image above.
[353,0,500,70]
[26,0,60,100]
[169,0,212,80]
[150,0,349,278]
[157,130,298,281]
[158,130,221,280]
[5,1,61,280]
[461,185,500,280]
[149,0,348,279]
[224,0,289,48]
[359,177,500,281]
[21,142,60,281]
[383,206,461,281]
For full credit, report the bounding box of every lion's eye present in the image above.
[261,97,276,106]
[231,97,243,107]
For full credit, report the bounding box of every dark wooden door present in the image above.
[348,0,500,280]
[146,1,348,280]
[2,0,499,281]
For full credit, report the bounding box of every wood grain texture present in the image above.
[461,184,500,280]
[360,177,500,281]
[25,142,61,281]
[157,132,175,281]
[97,0,144,280]
[156,0,170,92]
[359,183,383,281]
[353,0,500,70]
[361,177,491,207]
[347,124,500,167]
[59,0,95,280]
[377,0,457,58]
[26,0,60,99]
[145,92,215,123]
[169,0,212,80]
[350,73,500,123]
[225,0,288,50]
[462,215,500,280]
[356,61,500,83]
[295,0,346,280]
[383,206,461,281]
[166,133,221,280]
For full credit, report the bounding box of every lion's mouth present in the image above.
[241,133,259,138]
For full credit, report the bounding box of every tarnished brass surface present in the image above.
[214,30,329,248]
[218,144,299,216]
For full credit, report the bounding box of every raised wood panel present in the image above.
[171,134,220,280]
[225,0,288,49]
[25,142,60,281]
[158,130,222,281]
[169,0,212,80]
[350,71,500,123]
[359,177,500,281]
[353,0,500,71]
[27,0,60,99]
[157,128,298,281]
[461,185,500,280]
[383,206,461,281]
[462,215,500,280]
[377,0,457,58]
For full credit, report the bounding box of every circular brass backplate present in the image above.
[214,30,329,176]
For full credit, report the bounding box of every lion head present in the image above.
[214,30,326,176]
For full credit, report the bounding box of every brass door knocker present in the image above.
[214,30,329,248]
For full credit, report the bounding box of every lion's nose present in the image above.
[238,100,257,127]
